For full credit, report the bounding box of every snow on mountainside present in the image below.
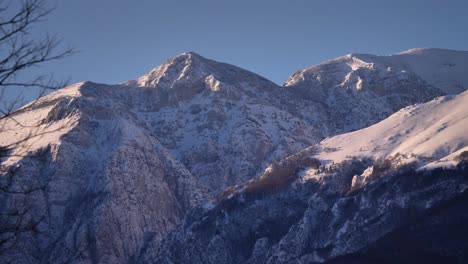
[0,83,82,165]
[284,48,468,133]
[123,52,325,192]
[298,90,468,188]
[397,48,468,94]
[209,91,468,201]
[286,48,468,94]
[317,91,468,167]
[0,82,207,263]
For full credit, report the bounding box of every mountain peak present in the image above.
[285,47,468,94]
[178,51,204,58]
[124,51,213,88]
[124,51,278,93]
[170,51,208,66]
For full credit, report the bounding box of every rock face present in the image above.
[1,48,468,263]
[156,166,468,264]
[0,83,206,263]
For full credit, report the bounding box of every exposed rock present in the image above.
[156,166,468,264]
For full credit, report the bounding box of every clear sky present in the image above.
[2,0,468,108]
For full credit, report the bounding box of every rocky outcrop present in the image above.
[156,165,468,264]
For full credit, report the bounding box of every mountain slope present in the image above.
[157,168,468,264]
[317,90,468,167]
[123,52,324,191]
[0,82,206,263]
[396,48,468,94]
[0,53,322,263]
[304,90,468,188]
[285,48,468,133]
[156,92,468,264]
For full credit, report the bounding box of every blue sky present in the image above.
[2,0,468,108]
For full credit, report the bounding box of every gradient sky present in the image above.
[2,0,468,108]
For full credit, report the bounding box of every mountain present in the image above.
[0,48,467,263]
[0,82,207,263]
[122,49,468,193]
[122,52,324,192]
[311,90,468,189]
[0,52,321,263]
[285,48,468,133]
[156,90,468,264]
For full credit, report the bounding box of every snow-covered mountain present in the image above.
[1,48,468,263]
[0,52,321,263]
[285,48,468,133]
[122,52,324,192]
[309,90,468,188]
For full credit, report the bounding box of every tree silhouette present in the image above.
[0,0,73,156]
[0,0,74,255]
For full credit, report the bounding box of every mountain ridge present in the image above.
[1,47,467,263]
[156,90,468,263]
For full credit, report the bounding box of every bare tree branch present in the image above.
[0,0,75,255]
